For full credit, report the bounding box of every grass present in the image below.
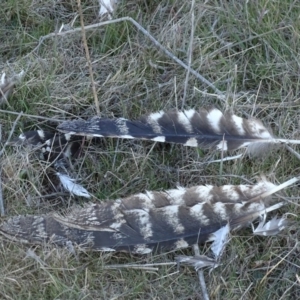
[1,0,300,299]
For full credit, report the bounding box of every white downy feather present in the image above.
[0,72,6,85]
[252,214,288,236]
[175,255,218,271]
[210,223,230,258]
[99,0,117,18]
[56,172,90,198]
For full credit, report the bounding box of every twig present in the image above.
[0,112,23,158]
[194,87,230,101]
[198,271,210,300]
[285,144,300,160]
[140,142,157,171]
[112,138,120,170]
[205,154,243,164]
[0,112,24,215]
[240,283,253,299]
[182,0,195,109]
[0,109,67,123]
[27,17,225,99]
[0,165,3,216]
[77,0,100,116]
[193,244,210,300]
[0,112,23,217]
[0,123,4,216]
[104,262,177,271]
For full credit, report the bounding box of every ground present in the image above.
[0,0,300,299]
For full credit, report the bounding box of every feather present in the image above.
[57,108,300,153]
[0,71,24,105]
[210,223,230,258]
[175,224,230,272]
[14,130,57,146]
[9,130,88,197]
[56,172,90,198]
[0,177,296,253]
[99,0,118,18]
[15,108,298,163]
[10,130,82,162]
[175,255,217,271]
[252,214,288,236]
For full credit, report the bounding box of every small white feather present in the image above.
[253,215,288,236]
[0,73,6,85]
[175,255,218,271]
[210,223,230,258]
[56,172,90,198]
[99,0,117,18]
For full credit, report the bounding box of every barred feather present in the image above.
[15,108,300,161]
[57,108,300,152]
[56,108,267,151]
[0,179,294,254]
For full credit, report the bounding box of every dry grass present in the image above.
[1,0,300,299]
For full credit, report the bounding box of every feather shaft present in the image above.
[275,139,300,144]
